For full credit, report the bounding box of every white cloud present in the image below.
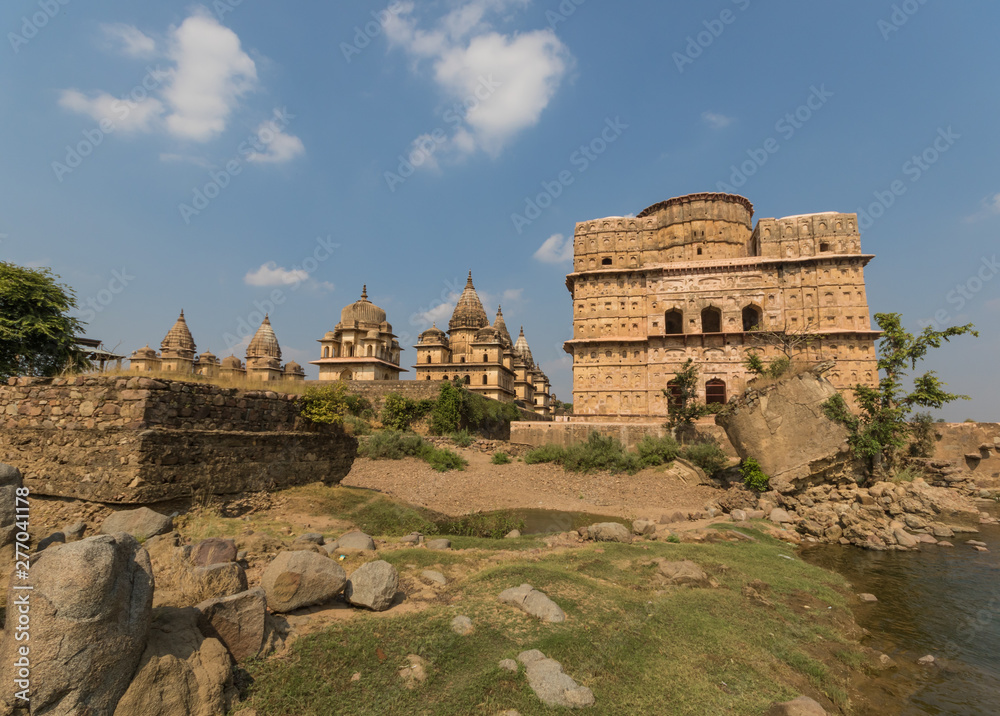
[58,89,164,132]
[702,111,734,129]
[417,296,459,327]
[162,10,257,141]
[246,121,305,164]
[964,192,1000,223]
[533,233,574,263]
[244,262,308,287]
[385,0,571,163]
[101,23,156,58]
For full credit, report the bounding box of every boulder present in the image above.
[113,607,235,716]
[505,529,521,539]
[893,528,919,549]
[63,521,86,541]
[101,507,173,541]
[295,532,325,545]
[656,559,713,588]
[400,532,423,545]
[517,649,594,709]
[36,531,65,552]
[730,509,748,522]
[192,563,249,600]
[196,588,267,662]
[191,537,238,567]
[426,538,452,550]
[632,519,656,536]
[716,363,864,489]
[586,522,631,543]
[345,560,399,611]
[398,654,428,689]
[858,593,878,603]
[499,584,566,623]
[769,508,793,524]
[451,615,474,635]
[261,551,347,612]
[766,695,827,716]
[0,463,23,546]
[331,531,376,551]
[499,658,518,672]
[421,570,447,585]
[0,534,154,715]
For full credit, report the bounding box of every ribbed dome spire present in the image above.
[493,305,513,347]
[161,310,196,356]
[448,271,489,331]
[247,315,282,360]
[340,285,387,326]
[514,326,534,366]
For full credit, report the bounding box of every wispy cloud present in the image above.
[702,111,734,129]
[244,262,308,287]
[533,233,574,263]
[58,89,164,132]
[964,192,1000,223]
[385,0,572,164]
[246,122,305,164]
[101,23,157,58]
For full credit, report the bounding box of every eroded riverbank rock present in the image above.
[261,550,347,612]
[101,507,173,540]
[345,560,399,611]
[517,649,594,708]
[114,606,235,716]
[716,363,864,491]
[499,583,566,623]
[766,695,827,716]
[585,522,631,543]
[0,533,154,715]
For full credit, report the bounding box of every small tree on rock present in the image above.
[663,359,708,439]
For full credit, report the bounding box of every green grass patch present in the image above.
[359,431,467,472]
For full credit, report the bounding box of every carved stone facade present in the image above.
[564,193,879,418]
[414,273,551,415]
[310,286,405,381]
[129,311,305,382]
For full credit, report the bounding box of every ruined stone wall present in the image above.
[510,418,738,457]
[1,376,356,503]
[332,380,443,411]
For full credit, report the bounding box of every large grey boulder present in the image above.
[191,537,237,567]
[192,563,249,600]
[345,560,399,612]
[517,649,594,708]
[101,507,173,541]
[0,533,154,715]
[499,583,566,623]
[766,695,827,716]
[586,522,632,543]
[0,463,23,546]
[261,550,347,612]
[329,531,376,551]
[114,606,235,716]
[716,363,864,490]
[656,559,714,588]
[196,588,267,663]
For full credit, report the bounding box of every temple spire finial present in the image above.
[361,285,368,300]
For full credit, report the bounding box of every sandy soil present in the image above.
[342,448,721,521]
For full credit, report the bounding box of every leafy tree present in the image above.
[822,313,977,474]
[744,352,791,380]
[0,262,89,380]
[299,382,349,425]
[662,359,708,434]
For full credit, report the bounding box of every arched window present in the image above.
[483,353,489,363]
[346,344,354,357]
[425,375,431,380]
[742,305,762,332]
[426,355,432,363]
[366,345,373,356]
[322,346,329,358]
[464,375,471,385]
[460,356,465,363]
[482,375,488,385]
[706,379,727,405]
[664,309,683,335]
[665,379,683,408]
[701,307,722,333]
[340,370,353,381]
[442,375,449,381]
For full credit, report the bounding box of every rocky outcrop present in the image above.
[499,584,566,623]
[191,537,238,566]
[191,563,249,600]
[517,649,594,708]
[345,560,399,611]
[261,550,347,612]
[100,507,173,541]
[196,588,268,662]
[0,534,154,715]
[716,363,864,491]
[0,463,23,546]
[584,522,631,543]
[113,607,235,716]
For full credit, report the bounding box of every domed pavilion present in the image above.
[310,286,405,381]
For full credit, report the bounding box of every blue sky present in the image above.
[1,0,997,419]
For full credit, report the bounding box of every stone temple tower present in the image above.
[159,310,196,373]
[448,272,490,357]
[246,315,284,382]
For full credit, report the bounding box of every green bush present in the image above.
[681,440,729,477]
[380,393,432,431]
[430,380,521,437]
[450,430,474,448]
[417,443,467,472]
[563,433,641,474]
[359,430,426,459]
[491,451,512,465]
[299,383,349,425]
[344,415,372,436]
[740,456,770,492]
[634,434,679,468]
[892,465,926,483]
[344,393,373,417]
[430,382,464,434]
[908,412,936,458]
[524,444,568,465]
[436,511,525,539]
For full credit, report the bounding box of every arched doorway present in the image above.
[664,309,683,335]
[742,305,762,331]
[705,379,727,405]
[701,307,722,333]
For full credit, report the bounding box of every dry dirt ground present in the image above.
[341,448,722,521]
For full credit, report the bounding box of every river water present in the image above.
[803,522,1000,715]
